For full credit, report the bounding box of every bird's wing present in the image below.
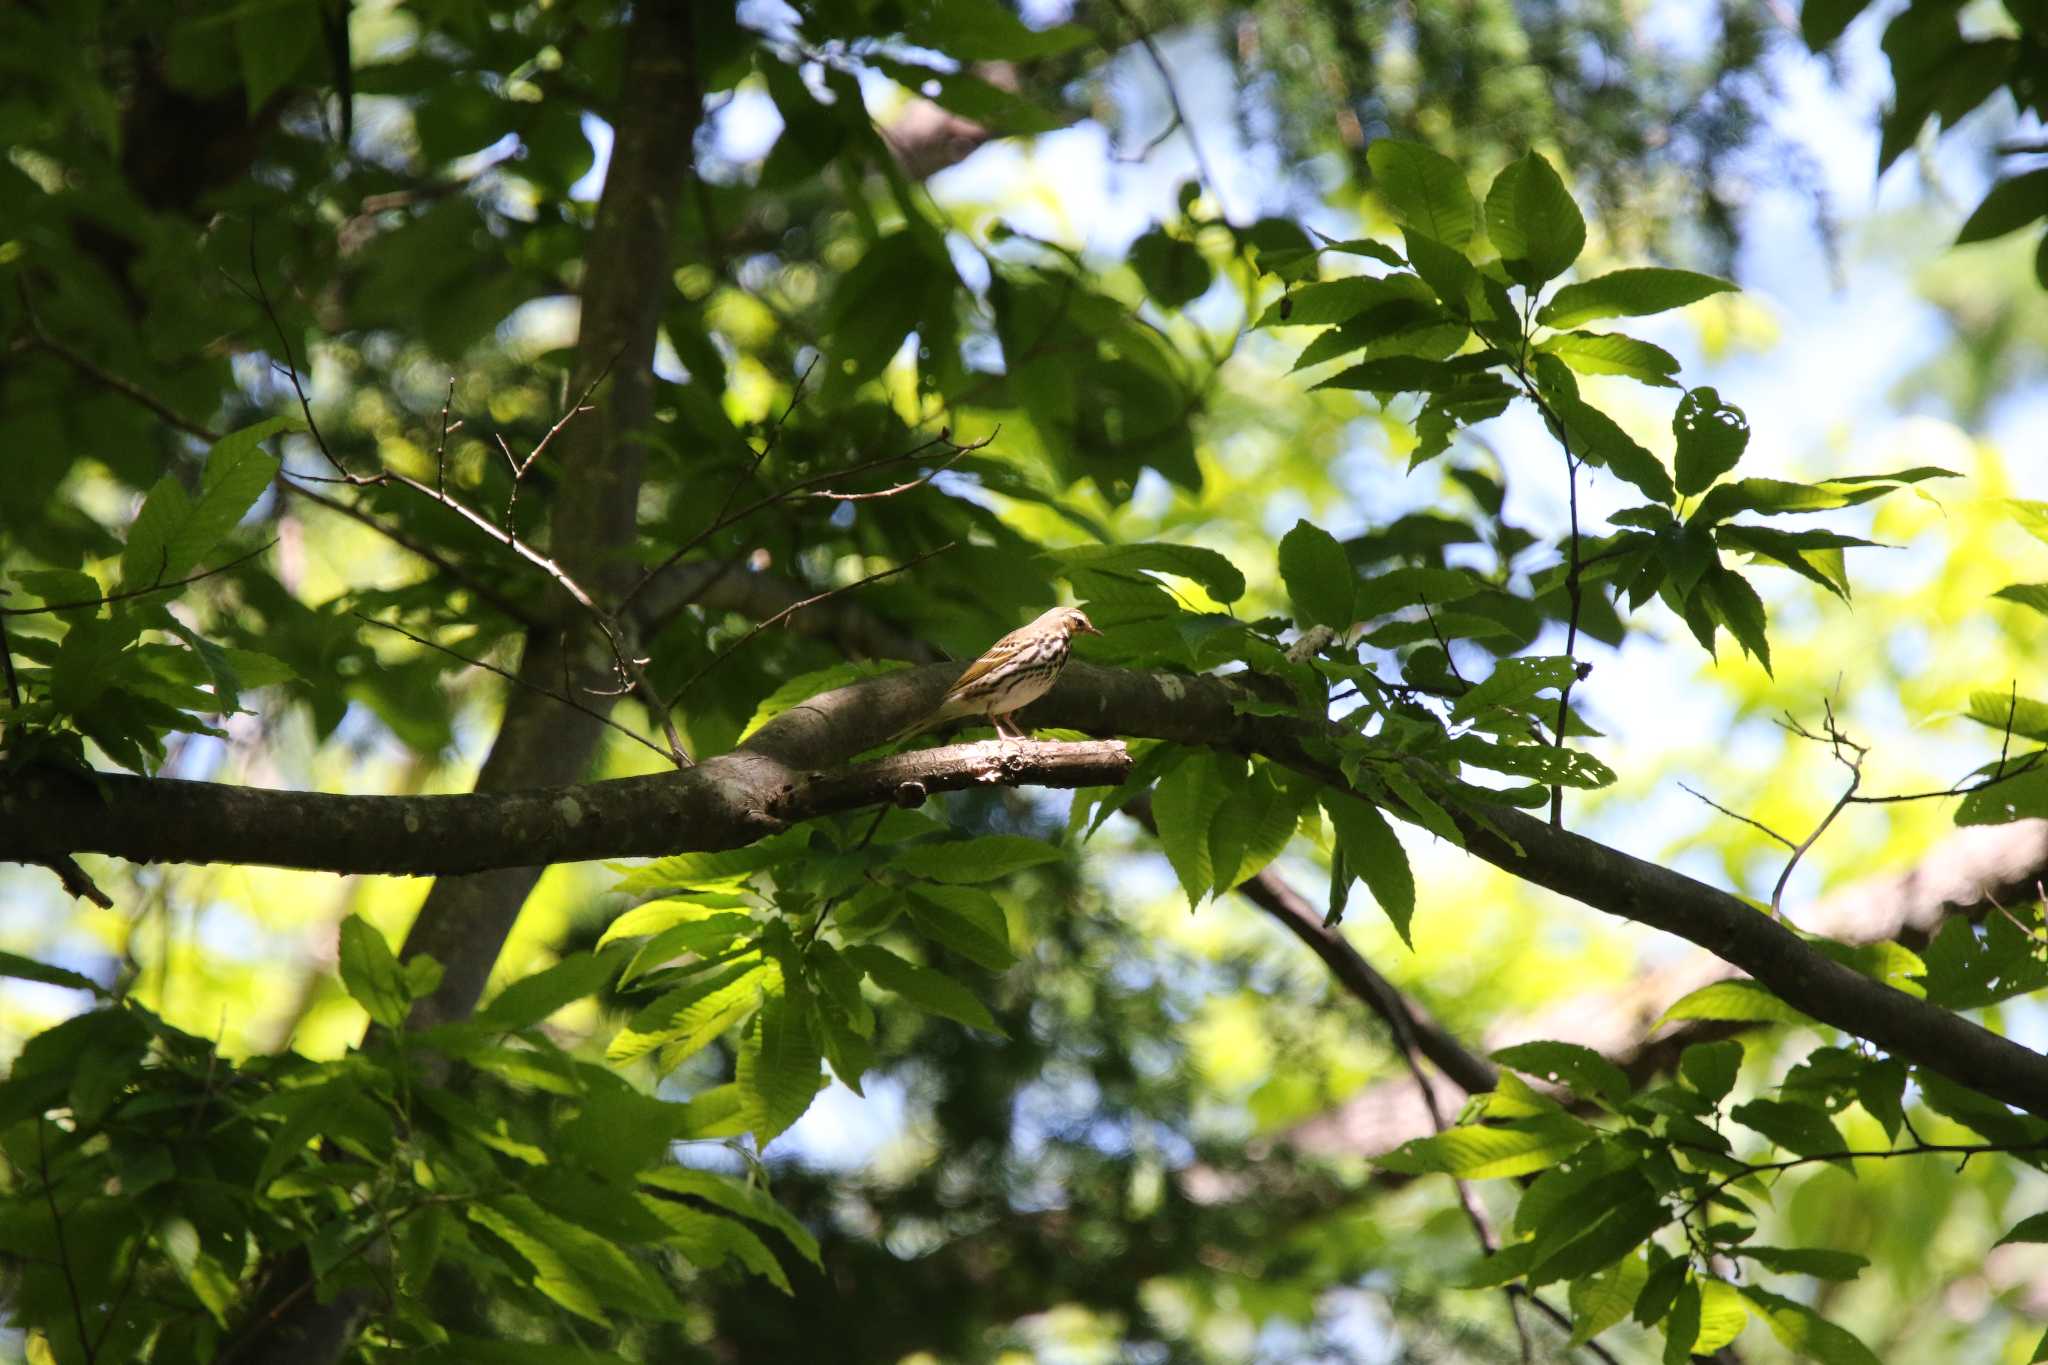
[944,627,1027,695]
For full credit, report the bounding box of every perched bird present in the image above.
[891,606,1102,742]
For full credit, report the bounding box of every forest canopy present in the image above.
[2,1,2048,1362]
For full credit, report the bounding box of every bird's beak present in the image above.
[1078,619,1103,637]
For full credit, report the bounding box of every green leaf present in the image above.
[905,886,1014,970]
[736,984,822,1147]
[738,662,911,742]
[1955,764,2048,826]
[337,915,409,1029]
[1802,0,1874,49]
[119,477,193,592]
[1259,273,1434,329]
[1536,331,1682,387]
[1956,169,2048,245]
[1315,354,1515,398]
[598,895,756,950]
[1994,583,2048,619]
[1741,1286,1883,1365]
[1484,150,1585,286]
[1549,392,1676,505]
[0,950,103,996]
[1700,566,1772,672]
[475,949,624,1032]
[1367,140,1477,249]
[1996,1212,2048,1248]
[607,959,769,1066]
[844,943,1002,1033]
[1048,542,1247,603]
[1672,387,1751,496]
[1153,752,1230,909]
[1742,1245,1869,1279]
[1278,520,1356,630]
[1679,1039,1743,1104]
[1662,1279,1701,1365]
[899,0,1091,59]
[1537,268,1737,329]
[1452,655,1578,722]
[1662,979,1808,1025]
[1402,230,1478,312]
[1377,1117,1593,1178]
[1694,1277,1748,1354]
[1492,1041,1631,1107]
[1128,228,1213,308]
[1730,1098,1844,1158]
[639,1167,822,1266]
[166,417,295,588]
[1529,1172,1668,1286]
[1321,792,1415,943]
[1569,1253,1649,1347]
[892,836,1062,884]
[1964,691,2048,743]
[614,834,805,894]
[469,1201,608,1326]
[236,0,321,113]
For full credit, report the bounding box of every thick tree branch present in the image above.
[8,659,2048,1118]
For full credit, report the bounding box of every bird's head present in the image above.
[1050,606,1102,638]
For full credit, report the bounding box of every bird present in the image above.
[890,605,1103,743]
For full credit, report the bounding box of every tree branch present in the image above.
[8,659,2048,1119]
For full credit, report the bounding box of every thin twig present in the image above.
[18,284,223,443]
[227,225,351,479]
[0,588,20,706]
[352,613,674,764]
[1769,701,1865,920]
[1104,0,1233,223]
[1678,783,1797,851]
[279,479,534,625]
[37,1120,96,1362]
[0,541,279,618]
[663,543,956,708]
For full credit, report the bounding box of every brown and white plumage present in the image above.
[891,606,1102,742]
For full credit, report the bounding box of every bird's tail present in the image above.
[884,713,938,746]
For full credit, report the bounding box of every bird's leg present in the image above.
[991,713,1018,740]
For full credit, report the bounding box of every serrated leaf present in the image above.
[337,915,409,1029]
[1047,543,1245,603]
[739,662,912,742]
[1278,520,1355,630]
[1549,392,1676,505]
[1377,1117,1592,1178]
[475,948,624,1031]
[1662,979,1808,1025]
[120,476,193,591]
[1679,1039,1743,1103]
[0,950,103,996]
[1956,168,2048,245]
[844,943,1001,1033]
[598,895,756,950]
[1537,331,1682,387]
[1322,791,1415,943]
[639,1167,821,1266]
[1730,1098,1844,1158]
[1452,655,1578,721]
[1955,764,2048,826]
[892,836,1062,884]
[1367,140,1477,249]
[613,835,805,895]
[1672,387,1751,495]
[1492,1040,1631,1107]
[736,984,822,1148]
[469,1202,608,1326]
[1742,1245,1869,1279]
[607,959,770,1065]
[1485,150,1585,286]
[1569,1252,1649,1347]
[1694,1277,1748,1353]
[1153,752,1229,909]
[1537,268,1736,329]
[1741,1286,1883,1365]
[905,886,1014,970]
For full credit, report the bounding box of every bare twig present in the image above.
[1678,782,1797,851]
[37,1120,96,1362]
[43,856,114,909]
[663,543,957,708]
[1103,0,1233,223]
[1770,702,1866,920]
[279,480,535,625]
[352,613,675,764]
[18,284,223,444]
